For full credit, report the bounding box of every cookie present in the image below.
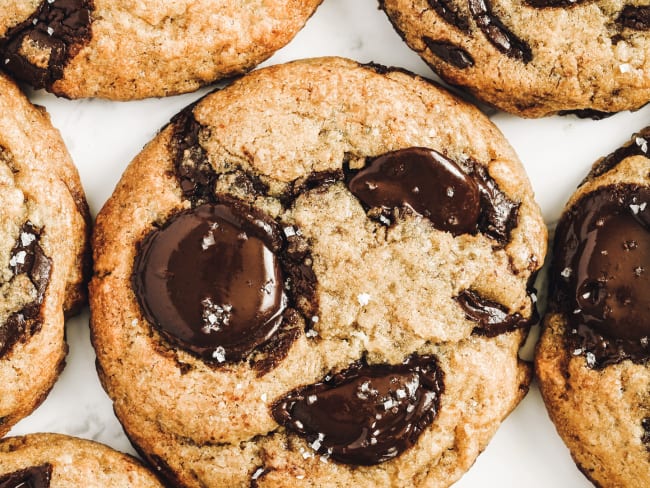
[535,128,650,486]
[90,57,546,487]
[0,433,163,486]
[0,0,322,100]
[380,0,650,117]
[0,72,89,436]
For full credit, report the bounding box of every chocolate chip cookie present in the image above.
[0,72,89,436]
[536,128,650,486]
[380,0,650,117]
[0,433,163,486]
[90,57,546,487]
[0,0,322,100]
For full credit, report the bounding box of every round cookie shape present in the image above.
[0,72,89,436]
[380,0,650,117]
[0,433,163,487]
[90,57,546,487]
[0,0,322,100]
[535,127,650,487]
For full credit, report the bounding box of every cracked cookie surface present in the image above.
[0,0,322,100]
[381,0,650,117]
[90,57,546,487]
[0,72,89,436]
[536,128,650,487]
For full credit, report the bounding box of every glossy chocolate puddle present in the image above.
[551,184,649,368]
[272,355,444,465]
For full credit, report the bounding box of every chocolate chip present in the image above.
[456,289,534,336]
[0,464,52,488]
[272,355,444,465]
[551,184,650,368]
[617,5,650,30]
[0,0,93,89]
[0,222,52,357]
[345,148,518,244]
[468,0,532,63]
[426,0,471,32]
[133,202,287,363]
[170,109,217,206]
[463,159,520,245]
[424,38,475,69]
[347,147,482,234]
[583,127,650,182]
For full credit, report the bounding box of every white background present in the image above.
[10,0,650,486]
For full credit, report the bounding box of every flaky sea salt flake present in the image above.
[357,293,371,306]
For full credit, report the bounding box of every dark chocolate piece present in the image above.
[456,289,533,336]
[0,0,93,89]
[584,127,650,182]
[643,417,650,450]
[426,0,471,32]
[0,464,52,488]
[347,147,481,235]
[424,38,475,69]
[272,355,444,466]
[345,148,518,244]
[463,159,520,244]
[617,5,650,30]
[0,222,52,357]
[170,109,217,205]
[133,203,287,363]
[468,0,532,63]
[551,184,649,368]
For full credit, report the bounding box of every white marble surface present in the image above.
[8,0,650,486]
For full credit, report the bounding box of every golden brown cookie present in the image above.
[536,128,650,487]
[0,433,163,486]
[90,57,546,487]
[380,0,650,117]
[0,0,322,100]
[0,72,89,437]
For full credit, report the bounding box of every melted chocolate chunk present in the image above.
[617,5,650,30]
[0,0,93,89]
[170,109,217,205]
[0,464,52,488]
[551,184,650,368]
[464,159,520,244]
[347,147,481,234]
[468,0,532,63]
[456,289,533,336]
[133,203,287,363]
[0,222,52,357]
[424,38,475,69]
[345,148,519,244]
[426,0,471,32]
[585,127,650,182]
[272,355,444,466]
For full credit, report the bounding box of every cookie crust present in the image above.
[536,132,650,487]
[0,0,322,100]
[0,433,163,486]
[381,0,650,117]
[90,57,546,487]
[0,72,90,436]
